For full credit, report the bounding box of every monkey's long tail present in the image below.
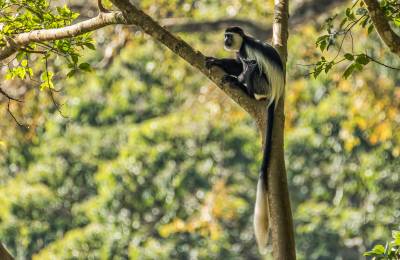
[254,101,274,254]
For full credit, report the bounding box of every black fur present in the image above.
[225,26,245,36]
[238,59,269,98]
[205,57,242,76]
[205,27,284,187]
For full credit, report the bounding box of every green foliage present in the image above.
[32,224,106,260]
[364,230,400,259]
[0,1,399,259]
[0,0,95,89]
[312,0,399,79]
[379,0,400,26]
[288,20,400,259]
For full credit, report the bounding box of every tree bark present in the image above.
[0,12,126,61]
[364,0,400,57]
[0,243,14,260]
[265,0,296,259]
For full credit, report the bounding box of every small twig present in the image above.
[7,99,27,128]
[303,71,314,77]
[296,63,317,67]
[43,56,67,115]
[0,56,17,68]
[44,55,51,88]
[332,14,366,61]
[48,90,68,118]
[349,30,354,53]
[36,43,68,57]
[1,85,27,127]
[365,54,400,70]
[19,47,46,54]
[0,87,23,102]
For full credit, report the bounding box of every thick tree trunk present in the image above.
[263,0,296,259]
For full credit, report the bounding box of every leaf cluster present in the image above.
[364,230,400,259]
[312,0,399,79]
[0,0,95,91]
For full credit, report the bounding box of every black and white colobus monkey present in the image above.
[205,26,285,253]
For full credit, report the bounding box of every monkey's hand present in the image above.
[221,75,240,85]
[205,56,218,70]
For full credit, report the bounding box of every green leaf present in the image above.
[343,63,355,79]
[372,244,385,254]
[394,18,400,27]
[339,17,348,29]
[354,62,363,71]
[27,67,33,77]
[368,24,374,34]
[78,62,91,72]
[356,7,367,15]
[71,54,79,65]
[5,71,13,80]
[67,70,76,78]
[313,67,323,78]
[316,35,329,44]
[392,231,400,246]
[320,40,327,52]
[84,42,96,50]
[16,52,25,62]
[40,71,54,90]
[361,16,370,28]
[355,54,370,65]
[21,59,28,67]
[344,53,354,61]
[345,8,355,20]
[364,251,380,256]
[324,61,334,73]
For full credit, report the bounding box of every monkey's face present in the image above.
[224,32,243,52]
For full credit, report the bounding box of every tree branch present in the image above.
[0,12,127,61]
[364,0,400,57]
[0,243,13,260]
[110,0,264,119]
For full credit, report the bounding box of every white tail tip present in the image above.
[254,177,270,254]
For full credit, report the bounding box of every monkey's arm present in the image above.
[205,57,242,76]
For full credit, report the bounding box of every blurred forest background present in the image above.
[0,0,399,259]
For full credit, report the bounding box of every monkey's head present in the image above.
[224,27,244,52]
